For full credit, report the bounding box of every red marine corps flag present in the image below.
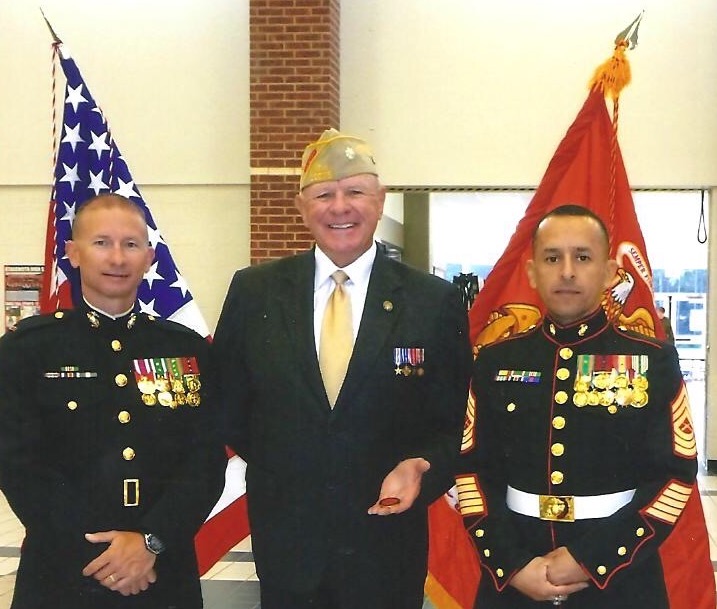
[425,18,715,609]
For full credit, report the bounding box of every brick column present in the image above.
[249,0,340,264]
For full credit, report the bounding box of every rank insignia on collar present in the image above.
[394,347,425,377]
[495,369,541,383]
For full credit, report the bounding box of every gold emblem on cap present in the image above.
[67,400,78,411]
[122,447,135,461]
[118,410,131,424]
[115,373,128,387]
[559,347,573,360]
[111,340,122,352]
[550,470,564,485]
[383,300,393,312]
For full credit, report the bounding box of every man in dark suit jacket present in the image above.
[213,129,472,609]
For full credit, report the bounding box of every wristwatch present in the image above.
[143,533,166,555]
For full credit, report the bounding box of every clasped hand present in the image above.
[510,546,590,602]
[82,530,157,596]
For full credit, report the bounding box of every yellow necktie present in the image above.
[319,270,353,407]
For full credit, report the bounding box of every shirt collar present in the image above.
[83,297,135,320]
[541,306,610,345]
[314,243,377,290]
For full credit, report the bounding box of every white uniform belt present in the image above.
[506,486,636,521]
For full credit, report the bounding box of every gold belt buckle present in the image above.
[539,494,575,522]
[123,478,140,507]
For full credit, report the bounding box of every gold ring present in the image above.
[108,574,116,583]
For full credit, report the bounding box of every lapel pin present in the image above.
[383,300,393,312]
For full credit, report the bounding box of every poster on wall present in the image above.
[4,265,43,331]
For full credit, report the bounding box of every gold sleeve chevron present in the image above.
[644,480,692,525]
[455,474,485,517]
[671,385,697,458]
[460,386,476,453]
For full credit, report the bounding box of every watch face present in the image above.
[145,533,165,554]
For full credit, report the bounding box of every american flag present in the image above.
[41,43,249,575]
[41,45,207,338]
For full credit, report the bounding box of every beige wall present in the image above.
[341,0,717,188]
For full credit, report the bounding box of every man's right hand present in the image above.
[82,531,157,596]
[509,556,589,602]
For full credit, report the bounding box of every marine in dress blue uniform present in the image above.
[0,194,225,609]
[456,205,701,608]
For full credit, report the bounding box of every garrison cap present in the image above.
[299,128,378,190]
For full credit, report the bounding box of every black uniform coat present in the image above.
[212,248,472,608]
[0,304,226,609]
[456,307,699,609]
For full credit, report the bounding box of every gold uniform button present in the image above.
[636,527,645,537]
[483,549,491,558]
[506,403,516,412]
[551,443,565,457]
[556,368,570,381]
[115,373,128,387]
[475,529,485,538]
[559,347,573,360]
[67,400,78,411]
[122,447,135,461]
[596,565,607,576]
[54,311,64,319]
[496,568,504,578]
[118,411,131,424]
[617,546,627,556]
[111,339,122,352]
[552,416,566,430]
[554,391,568,405]
[382,300,393,312]
[550,471,564,485]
